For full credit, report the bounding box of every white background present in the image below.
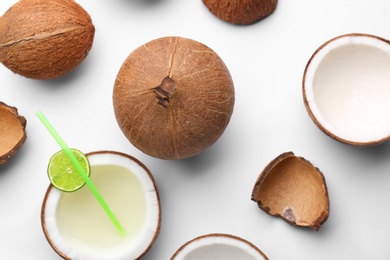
[1,0,390,259]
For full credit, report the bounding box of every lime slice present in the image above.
[48,149,90,192]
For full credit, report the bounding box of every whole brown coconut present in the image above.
[113,37,235,160]
[202,0,278,25]
[0,0,95,80]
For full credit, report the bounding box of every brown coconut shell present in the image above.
[251,152,329,230]
[113,36,235,160]
[0,102,27,165]
[202,0,278,25]
[0,0,95,79]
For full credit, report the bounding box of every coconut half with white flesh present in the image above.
[41,151,161,260]
[303,33,390,146]
[171,233,268,260]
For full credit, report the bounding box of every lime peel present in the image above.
[48,149,90,192]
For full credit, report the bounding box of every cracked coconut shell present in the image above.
[251,152,329,230]
[113,36,235,160]
[0,102,27,165]
[202,0,278,25]
[0,0,95,79]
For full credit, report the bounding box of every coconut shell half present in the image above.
[0,102,27,165]
[251,152,329,230]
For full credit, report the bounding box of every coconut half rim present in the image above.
[303,33,390,146]
[41,150,161,260]
[171,233,268,260]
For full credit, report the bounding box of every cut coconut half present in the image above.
[251,152,329,230]
[303,33,390,146]
[41,151,161,260]
[171,233,268,260]
[0,101,26,165]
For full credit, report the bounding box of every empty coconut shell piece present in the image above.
[251,152,329,230]
[0,102,27,165]
[171,233,268,260]
[113,36,234,160]
[202,0,278,25]
[0,0,95,79]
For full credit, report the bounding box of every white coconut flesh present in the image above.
[304,34,390,144]
[41,151,160,260]
[172,234,267,260]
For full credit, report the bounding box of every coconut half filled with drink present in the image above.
[41,151,161,260]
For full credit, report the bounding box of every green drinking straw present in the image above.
[36,111,126,237]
